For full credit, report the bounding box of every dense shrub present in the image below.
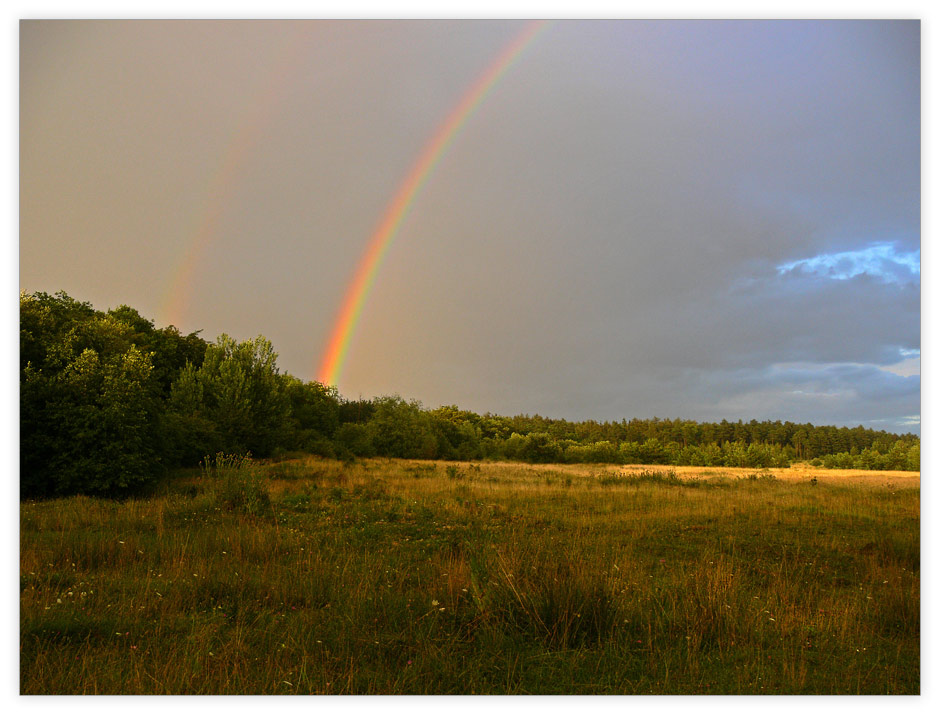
[20,294,166,497]
[203,453,271,516]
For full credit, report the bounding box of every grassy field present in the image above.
[20,457,919,694]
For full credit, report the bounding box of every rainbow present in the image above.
[316,20,551,387]
[159,28,306,329]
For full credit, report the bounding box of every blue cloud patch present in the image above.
[777,242,919,284]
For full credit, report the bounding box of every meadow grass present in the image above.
[20,458,919,694]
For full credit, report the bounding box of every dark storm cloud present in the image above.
[20,20,920,432]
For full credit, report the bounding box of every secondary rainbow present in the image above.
[159,29,306,329]
[316,20,551,387]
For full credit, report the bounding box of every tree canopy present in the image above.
[20,291,920,498]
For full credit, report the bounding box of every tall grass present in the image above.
[21,458,919,694]
[201,452,271,516]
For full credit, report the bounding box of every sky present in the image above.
[19,18,921,434]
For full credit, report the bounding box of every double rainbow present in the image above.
[316,20,551,387]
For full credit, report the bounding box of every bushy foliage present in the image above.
[167,334,290,458]
[20,291,920,500]
[367,396,436,459]
[202,453,271,516]
[819,441,920,471]
[333,422,376,458]
[20,293,166,497]
[283,377,341,449]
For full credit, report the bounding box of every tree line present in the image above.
[20,291,920,497]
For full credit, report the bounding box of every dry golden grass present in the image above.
[21,457,919,694]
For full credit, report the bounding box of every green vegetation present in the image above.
[20,458,919,694]
[20,291,919,499]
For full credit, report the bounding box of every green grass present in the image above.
[20,458,919,694]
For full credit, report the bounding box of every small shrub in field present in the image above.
[202,452,271,516]
[200,452,252,478]
[446,465,463,480]
[745,470,777,483]
[601,469,682,487]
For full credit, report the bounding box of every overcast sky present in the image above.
[20,19,920,434]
